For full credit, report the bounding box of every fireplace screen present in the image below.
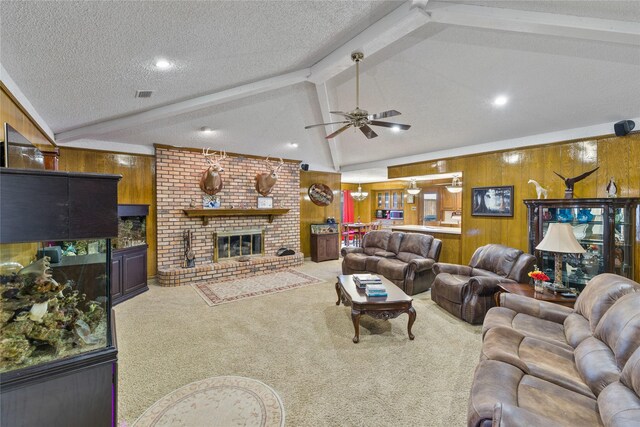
[214,229,264,261]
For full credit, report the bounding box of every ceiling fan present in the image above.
[305,52,411,140]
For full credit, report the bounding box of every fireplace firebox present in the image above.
[213,229,265,262]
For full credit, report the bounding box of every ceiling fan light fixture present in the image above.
[446,175,463,193]
[351,184,369,201]
[407,179,421,195]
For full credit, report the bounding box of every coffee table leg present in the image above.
[407,306,416,340]
[335,281,341,305]
[351,309,361,343]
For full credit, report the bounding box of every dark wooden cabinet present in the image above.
[311,233,339,262]
[112,244,148,305]
[524,198,639,290]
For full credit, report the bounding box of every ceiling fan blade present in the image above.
[368,110,401,120]
[304,121,349,129]
[325,123,353,139]
[359,125,378,139]
[329,111,352,118]
[369,121,411,130]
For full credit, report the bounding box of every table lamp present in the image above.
[536,222,585,290]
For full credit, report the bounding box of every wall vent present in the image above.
[135,90,154,98]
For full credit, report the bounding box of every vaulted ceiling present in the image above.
[1,1,639,181]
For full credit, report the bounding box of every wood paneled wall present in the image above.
[388,133,640,282]
[1,85,55,151]
[58,147,157,277]
[300,171,341,257]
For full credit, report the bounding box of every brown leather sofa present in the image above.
[431,244,536,324]
[468,273,640,427]
[341,230,442,295]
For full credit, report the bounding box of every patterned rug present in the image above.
[192,269,321,307]
[132,376,285,427]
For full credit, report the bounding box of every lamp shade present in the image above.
[536,223,586,254]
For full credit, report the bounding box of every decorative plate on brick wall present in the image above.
[308,183,334,206]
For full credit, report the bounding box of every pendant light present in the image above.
[446,175,463,193]
[351,184,369,201]
[407,179,421,195]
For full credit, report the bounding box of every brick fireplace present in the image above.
[155,146,302,286]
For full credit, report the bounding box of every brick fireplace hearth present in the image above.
[155,146,302,286]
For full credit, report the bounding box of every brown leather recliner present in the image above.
[468,274,640,427]
[341,230,442,295]
[431,244,536,324]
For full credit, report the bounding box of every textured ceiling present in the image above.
[1,0,639,174]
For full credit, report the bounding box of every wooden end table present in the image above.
[335,275,416,343]
[495,282,577,309]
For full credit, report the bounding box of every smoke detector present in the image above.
[135,90,154,98]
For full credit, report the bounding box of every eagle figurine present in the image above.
[554,167,599,199]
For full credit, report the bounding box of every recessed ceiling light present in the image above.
[493,95,508,107]
[155,59,173,70]
[200,126,214,134]
[289,142,299,148]
[391,126,401,133]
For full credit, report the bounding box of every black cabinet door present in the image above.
[111,255,123,301]
[123,248,147,294]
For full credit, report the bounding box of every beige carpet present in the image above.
[115,260,482,427]
[192,269,321,307]
[132,376,284,427]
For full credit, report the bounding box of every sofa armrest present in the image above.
[434,262,472,276]
[409,258,436,273]
[469,276,511,297]
[493,403,560,427]
[341,247,364,257]
[499,293,573,324]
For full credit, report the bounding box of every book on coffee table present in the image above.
[365,283,387,297]
[353,274,382,288]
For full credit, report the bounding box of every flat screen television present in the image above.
[1,123,45,169]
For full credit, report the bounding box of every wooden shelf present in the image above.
[183,208,290,225]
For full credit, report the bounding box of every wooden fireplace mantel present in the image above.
[183,208,290,225]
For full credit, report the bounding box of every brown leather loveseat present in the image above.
[341,230,442,295]
[431,244,536,324]
[468,274,640,426]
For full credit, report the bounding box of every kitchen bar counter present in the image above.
[391,225,462,264]
[391,225,461,235]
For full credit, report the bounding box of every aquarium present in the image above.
[0,239,110,373]
[311,224,339,234]
[113,204,148,250]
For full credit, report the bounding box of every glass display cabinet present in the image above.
[525,198,639,291]
[111,204,149,305]
[0,168,120,427]
[310,223,339,262]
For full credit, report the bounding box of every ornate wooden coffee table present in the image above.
[335,275,416,343]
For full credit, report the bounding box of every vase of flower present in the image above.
[528,266,550,293]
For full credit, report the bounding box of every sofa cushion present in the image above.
[364,256,383,273]
[432,273,469,304]
[564,312,593,348]
[483,305,577,349]
[574,273,639,332]
[482,327,594,398]
[469,244,523,278]
[387,232,404,254]
[373,251,396,258]
[395,233,433,263]
[468,359,602,427]
[574,337,621,396]
[598,347,640,427]
[361,230,392,256]
[343,253,368,271]
[594,292,640,369]
[376,258,408,281]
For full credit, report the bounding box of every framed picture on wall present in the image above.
[257,196,273,209]
[471,186,514,217]
[406,194,415,204]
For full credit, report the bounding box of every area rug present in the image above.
[132,376,285,427]
[191,269,321,307]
